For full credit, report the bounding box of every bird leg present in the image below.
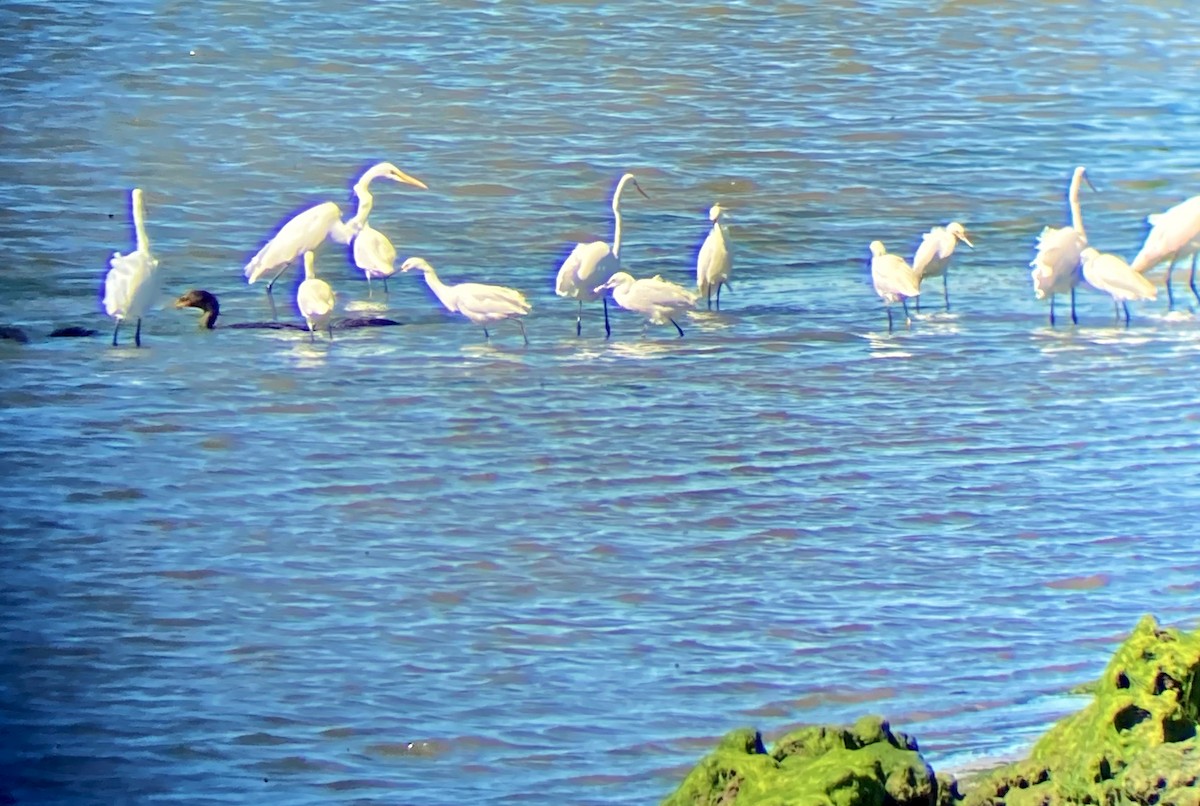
[483,326,490,341]
[1190,253,1200,309]
[134,317,143,347]
[1165,253,1179,311]
[1070,287,1078,325]
[383,277,389,295]
[366,274,373,298]
[1049,295,1056,327]
[901,298,912,328]
[716,283,723,311]
[886,305,894,333]
[1122,301,1131,328]
[327,321,334,341]
[267,290,280,322]
[517,320,528,345]
[943,274,951,312]
[915,293,921,314]
[265,261,292,295]
[111,320,121,347]
[575,300,583,337]
[604,297,611,339]
[670,318,684,338]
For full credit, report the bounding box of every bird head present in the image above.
[174,289,219,329]
[400,257,434,274]
[947,222,974,248]
[618,173,650,200]
[709,204,726,222]
[594,271,634,294]
[1073,166,1097,193]
[869,241,887,257]
[358,162,429,191]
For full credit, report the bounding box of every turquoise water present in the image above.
[3,2,1200,803]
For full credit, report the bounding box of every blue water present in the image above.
[3,2,1200,804]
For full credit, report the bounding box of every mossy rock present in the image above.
[663,716,943,806]
[963,615,1200,806]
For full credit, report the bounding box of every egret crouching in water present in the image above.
[174,289,400,331]
[103,187,161,347]
[243,162,427,304]
[1031,166,1094,326]
[1129,194,1200,311]
[696,203,733,310]
[1080,247,1157,327]
[353,222,398,295]
[911,221,973,312]
[869,240,920,332]
[594,271,698,338]
[297,252,336,341]
[555,172,649,338]
[400,257,532,344]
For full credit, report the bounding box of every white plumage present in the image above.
[1030,166,1092,325]
[352,222,398,294]
[103,187,161,347]
[401,257,532,344]
[594,271,698,338]
[1081,247,1156,326]
[911,221,972,311]
[869,240,919,332]
[296,251,336,340]
[1129,194,1200,310]
[555,172,648,337]
[696,203,733,310]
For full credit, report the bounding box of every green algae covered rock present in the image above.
[662,715,945,806]
[963,614,1200,806]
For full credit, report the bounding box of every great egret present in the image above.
[297,251,336,341]
[696,203,733,310]
[555,172,649,337]
[174,289,400,330]
[1080,247,1156,326]
[594,271,698,338]
[103,187,161,347]
[1031,166,1094,326]
[400,257,532,344]
[869,240,920,332]
[353,222,398,294]
[911,221,973,312]
[243,162,427,298]
[1129,194,1200,310]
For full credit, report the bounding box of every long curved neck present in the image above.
[345,185,376,234]
[201,307,218,329]
[611,176,632,259]
[421,267,456,310]
[132,189,150,252]
[1068,171,1086,239]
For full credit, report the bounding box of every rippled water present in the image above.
[4,1,1200,803]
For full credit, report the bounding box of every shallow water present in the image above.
[4,1,1200,803]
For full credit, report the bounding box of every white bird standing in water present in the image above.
[244,162,427,298]
[1030,166,1094,326]
[911,221,973,312]
[869,240,920,332]
[696,203,733,310]
[103,187,161,347]
[352,222,398,294]
[1129,193,1200,311]
[555,172,649,338]
[401,257,532,344]
[594,271,698,337]
[297,251,336,341]
[1080,247,1157,326]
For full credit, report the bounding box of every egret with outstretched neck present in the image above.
[870,240,920,332]
[1031,166,1094,326]
[296,251,336,341]
[696,204,733,310]
[1129,194,1200,310]
[401,257,532,344]
[912,221,973,312]
[1080,247,1156,326]
[103,187,161,347]
[555,172,649,338]
[594,271,697,337]
[244,162,426,306]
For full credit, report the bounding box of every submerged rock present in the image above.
[662,715,948,806]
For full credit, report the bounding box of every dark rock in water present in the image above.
[962,614,1200,806]
[50,326,100,338]
[0,325,30,343]
[662,715,945,806]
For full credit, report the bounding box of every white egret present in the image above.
[594,271,698,338]
[696,203,733,310]
[103,187,161,347]
[243,162,427,298]
[869,240,920,332]
[555,172,649,337]
[911,221,973,312]
[1129,194,1200,310]
[297,251,336,341]
[1030,166,1094,326]
[352,222,398,295]
[400,257,532,344]
[1080,247,1156,326]
[174,289,399,331]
